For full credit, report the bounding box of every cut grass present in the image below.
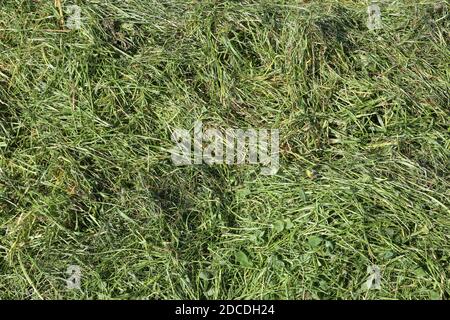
[0,0,449,299]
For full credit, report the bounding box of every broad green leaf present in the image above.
[235,250,252,267]
[273,220,284,233]
[308,236,322,248]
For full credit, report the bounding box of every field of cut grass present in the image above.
[0,0,449,299]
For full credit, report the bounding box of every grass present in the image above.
[0,0,449,299]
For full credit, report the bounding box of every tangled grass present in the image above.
[0,0,449,299]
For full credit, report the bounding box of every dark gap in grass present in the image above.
[99,17,139,55]
[315,6,361,56]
